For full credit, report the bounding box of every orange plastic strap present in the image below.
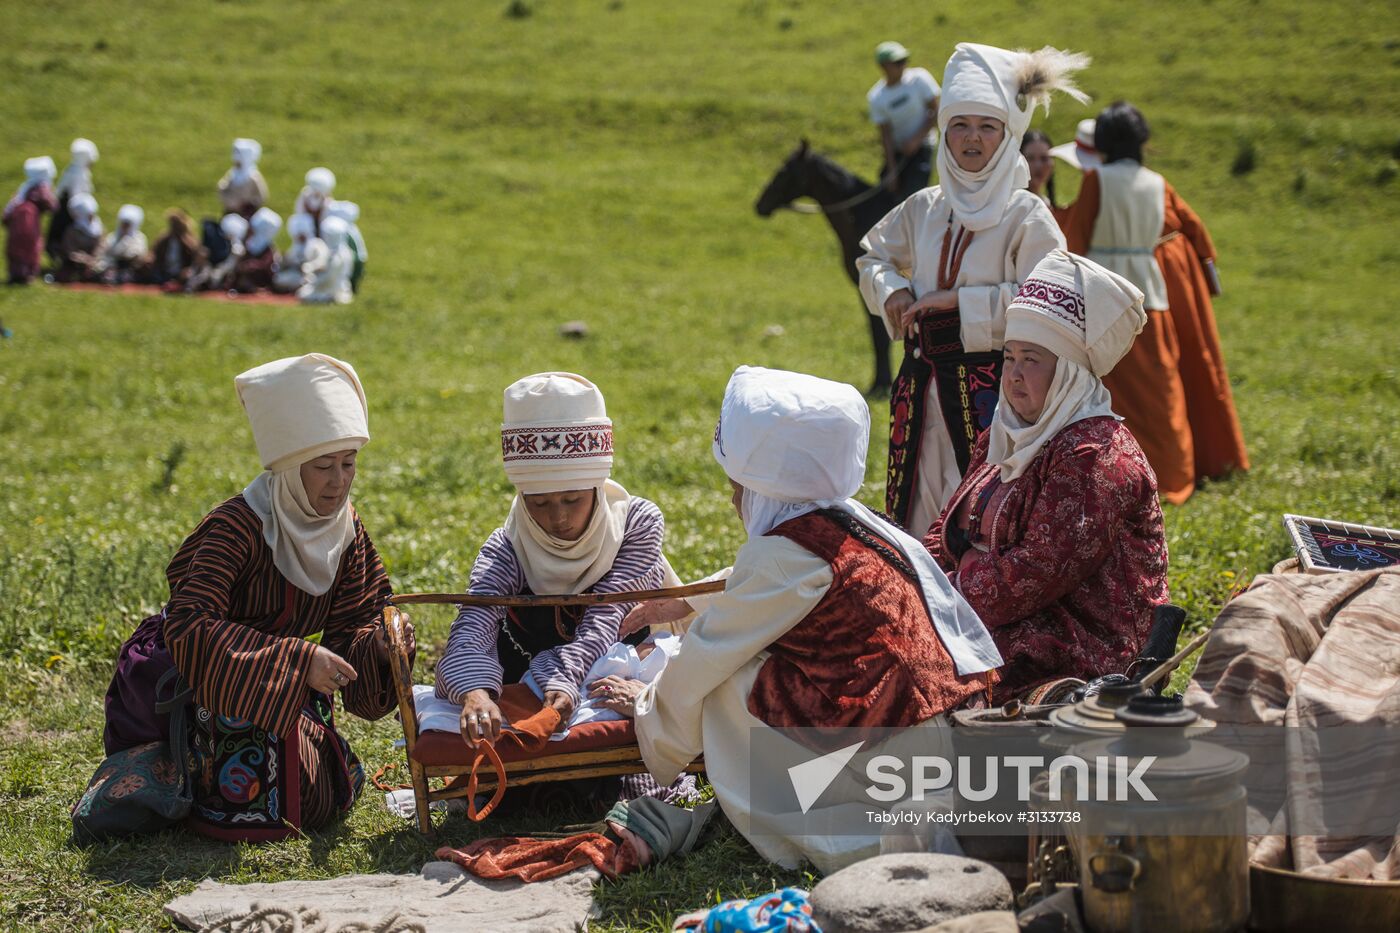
[465,739,507,822]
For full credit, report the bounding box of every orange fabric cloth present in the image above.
[436,831,638,882]
[457,684,563,821]
[1060,170,1248,502]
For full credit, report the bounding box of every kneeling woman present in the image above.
[103,354,413,841]
[925,251,1168,702]
[594,367,1002,871]
[435,373,678,742]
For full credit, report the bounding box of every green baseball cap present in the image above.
[875,41,910,64]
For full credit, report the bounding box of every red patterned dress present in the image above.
[103,495,404,841]
[924,417,1168,701]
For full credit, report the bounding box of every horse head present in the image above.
[755,139,814,217]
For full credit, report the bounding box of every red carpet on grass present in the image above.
[53,282,298,306]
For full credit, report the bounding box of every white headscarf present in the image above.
[235,354,370,596]
[67,193,103,238]
[246,207,282,255]
[987,250,1146,481]
[318,215,349,251]
[937,43,1088,231]
[287,212,316,242]
[220,212,249,248]
[499,372,634,596]
[230,138,261,185]
[11,156,56,206]
[116,204,144,231]
[713,366,1002,675]
[57,138,98,198]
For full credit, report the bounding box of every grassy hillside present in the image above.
[1,0,1397,928]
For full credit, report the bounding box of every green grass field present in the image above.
[2,0,1398,928]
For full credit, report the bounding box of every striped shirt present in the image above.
[160,495,397,740]
[434,497,667,705]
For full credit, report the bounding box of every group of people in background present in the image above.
[3,138,365,305]
[864,41,1247,510]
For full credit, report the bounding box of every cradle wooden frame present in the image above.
[381,582,720,835]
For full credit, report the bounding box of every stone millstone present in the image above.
[809,852,1014,933]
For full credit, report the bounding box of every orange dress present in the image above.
[1061,170,1248,503]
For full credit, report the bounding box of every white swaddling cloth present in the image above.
[412,633,681,741]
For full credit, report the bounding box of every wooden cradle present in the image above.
[381,582,718,835]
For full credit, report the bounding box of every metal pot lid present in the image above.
[1073,732,1249,781]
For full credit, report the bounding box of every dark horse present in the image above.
[755,140,899,394]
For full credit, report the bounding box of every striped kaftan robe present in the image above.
[103,495,402,842]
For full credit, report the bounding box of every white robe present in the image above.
[856,186,1064,535]
[297,243,354,305]
[634,534,953,872]
[1087,160,1169,311]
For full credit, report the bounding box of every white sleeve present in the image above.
[957,199,1066,352]
[857,200,919,337]
[634,536,832,785]
[868,95,889,126]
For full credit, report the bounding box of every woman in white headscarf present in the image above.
[98,204,151,284]
[273,212,327,294]
[294,167,336,230]
[101,354,414,842]
[218,138,269,218]
[46,138,99,263]
[4,156,58,284]
[297,215,354,305]
[435,373,682,747]
[54,193,104,283]
[857,43,1088,537]
[592,366,1002,872]
[231,206,281,293]
[925,250,1168,703]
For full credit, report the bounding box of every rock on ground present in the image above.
[809,852,1014,933]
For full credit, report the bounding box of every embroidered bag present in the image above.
[72,668,194,841]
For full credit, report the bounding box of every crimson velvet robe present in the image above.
[925,417,1168,700]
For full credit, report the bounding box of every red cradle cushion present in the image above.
[411,718,639,767]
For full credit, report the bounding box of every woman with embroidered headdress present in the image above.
[218,138,269,218]
[435,373,682,747]
[102,354,413,841]
[46,138,99,264]
[324,199,366,292]
[4,156,58,284]
[593,366,1001,871]
[924,250,1169,702]
[857,44,1087,537]
[54,193,104,283]
[1059,101,1249,503]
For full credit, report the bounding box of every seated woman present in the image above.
[297,216,353,305]
[218,138,269,219]
[231,206,281,293]
[149,209,205,287]
[53,193,104,283]
[103,353,414,841]
[187,213,247,292]
[924,250,1168,702]
[273,213,326,294]
[592,366,1002,871]
[435,372,680,744]
[294,167,336,231]
[97,204,151,284]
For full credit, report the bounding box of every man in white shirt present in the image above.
[868,41,940,203]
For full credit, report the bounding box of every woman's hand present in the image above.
[587,675,646,718]
[884,289,916,338]
[460,689,506,746]
[618,598,692,640]
[543,690,575,726]
[373,612,415,665]
[307,646,357,695]
[899,290,959,337]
